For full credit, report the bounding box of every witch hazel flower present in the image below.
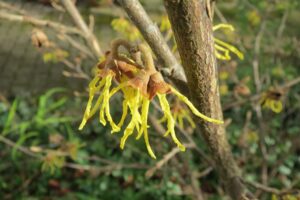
[213,23,244,61]
[161,99,196,130]
[79,39,223,159]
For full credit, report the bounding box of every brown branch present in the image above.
[117,0,187,87]
[0,1,27,14]
[145,143,194,178]
[61,0,103,57]
[0,135,41,159]
[164,1,253,199]
[60,33,94,59]
[0,10,83,36]
[0,135,148,173]
[145,147,180,178]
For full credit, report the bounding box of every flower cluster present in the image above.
[79,39,223,159]
[260,89,283,113]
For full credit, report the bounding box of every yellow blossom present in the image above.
[79,39,224,159]
[213,24,244,61]
[260,89,283,113]
[162,100,196,130]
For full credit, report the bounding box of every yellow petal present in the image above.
[144,126,156,159]
[136,97,150,140]
[112,99,128,134]
[79,76,105,130]
[171,87,224,124]
[215,44,231,60]
[213,23,235,31]
[135,97,156,159]
[157,94,186,151]
[120,89,141,149]
[99,75,113,126]
[184,112,196,129]
[214,38,244,60]
[270,100,283,113]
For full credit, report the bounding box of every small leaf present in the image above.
[2,99,18,136]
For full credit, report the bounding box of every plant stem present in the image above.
[164,0,253,199]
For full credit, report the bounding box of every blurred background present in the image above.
[0,0,299,199]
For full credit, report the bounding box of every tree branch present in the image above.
[61,0,103,57]
[164,0,253,199]
[0,10,83,36]
[117,0,187,87]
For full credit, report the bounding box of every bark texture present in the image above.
[117,0,188,89]
[164,0,251,199]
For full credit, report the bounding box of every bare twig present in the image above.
[252,9,272,185]
[145,146,180,178]
[0,1,27,15]
[59,33,94,59]
[117,0,187,85]
[214,5,227,23]
[145,143,195,178]
[0,135,148,173]
[0,135,41,158]
[61,0,103,57]
[0,10,82,36]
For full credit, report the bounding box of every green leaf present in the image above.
[45,97,68,114]
[12,131,38,160]
[2,99,18,136]
[36,88,66,120]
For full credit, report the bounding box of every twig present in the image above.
[0,10,83,36]
[246,180,280,195]
[252,14,268,185]
[60,33,94,59]
[61,0,103,57]
[0,135,148,173]
[194,167,213,179]
[0,1,27,15]
[277,10,288,39]
[243,180,300,196]
[117,0,187,84]
[145,147,180,178]
[145,143,194,178]
[61,59,90,79]
[0,135,41,158]
[214,5,227,23]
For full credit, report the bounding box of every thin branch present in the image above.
[0,10,83,36]
[145,143,194,178]
[61,0,103,57]
[0,135,148,173]
[117,0,187,85]
[0,1,27,14]
[0,135,41,159]
[60,33,94,59]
